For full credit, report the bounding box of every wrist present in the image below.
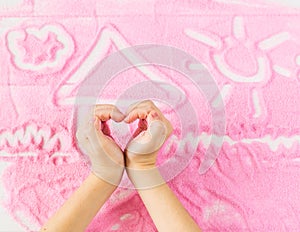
[91,166,124,187]
[89,172,118,189]
[125,152,157,170]
[125,161,156,170]
[126,166,165,190]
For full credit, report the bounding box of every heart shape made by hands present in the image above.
[100,112,167,155]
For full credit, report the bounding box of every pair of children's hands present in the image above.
[76,100,173,186]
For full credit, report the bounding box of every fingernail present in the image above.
[151,112,158,118]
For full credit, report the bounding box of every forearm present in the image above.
[40,172,117,232]
[128,168,201,232]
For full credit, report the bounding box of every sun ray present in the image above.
[251,89,267,119]
[233,16,245,40]
[258,32,291,51]
[184,28,221,49]
[252,90,261,118]
[272,65,292,78]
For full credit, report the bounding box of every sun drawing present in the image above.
[184,16,294,119]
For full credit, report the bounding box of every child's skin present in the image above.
[40,100,201,232]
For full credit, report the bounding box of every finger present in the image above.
[128,112,166,152]
[124,100,164,123]
[125,106,161,124]
[125,100,159,115]
[93,117,105,139]
[82,118,107,156]
[138,118,148,130]
[131,119,147,138]
[91,107,112,136]
[93,117,116,143]
[148,120,167,139]
[132,127,144,139]
[124,108,148,123]
[147,111,167,137]
[126,120,166,155]
[146,110,161,124]
[94,105,125,122]
[94,104,125,122]
[101,121,111,136]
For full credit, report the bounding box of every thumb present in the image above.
[148,120,167,147]
[93,117,105,140]
[147,110,160,123]
[147,111,167,138]
[126,112,167,155]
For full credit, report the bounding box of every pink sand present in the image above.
[1,0,300,231]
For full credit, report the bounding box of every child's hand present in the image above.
[76,104,125,185]
[124,100,173,170]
